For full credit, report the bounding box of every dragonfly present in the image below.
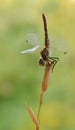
[20,13,64,70]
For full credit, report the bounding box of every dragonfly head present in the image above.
[39,58,45,66]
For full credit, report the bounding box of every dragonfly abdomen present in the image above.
[42,13,50,48]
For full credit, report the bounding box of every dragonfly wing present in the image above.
[48,36,53,56]
[49,36,68,55]
[20,45,40,54]
[20,33,40,54]
[25,33,39,46]
[53,42,68,54]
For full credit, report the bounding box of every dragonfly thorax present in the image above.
[40,47,49,61]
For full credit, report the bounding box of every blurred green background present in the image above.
[0,0,75,130]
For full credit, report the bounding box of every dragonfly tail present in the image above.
[42,13,50,48]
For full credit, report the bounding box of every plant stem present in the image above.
[36,126,39,130]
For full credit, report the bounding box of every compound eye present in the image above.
[39,59,45,66]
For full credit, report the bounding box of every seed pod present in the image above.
[42,62,53,92]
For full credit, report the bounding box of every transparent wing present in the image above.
[20,45,40,54]
[49,36,68,56]
[20,33,40,54]
[48,36,53,56]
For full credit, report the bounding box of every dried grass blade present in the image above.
[25,104,39,127]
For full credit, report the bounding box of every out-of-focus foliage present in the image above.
[0,0,75,130]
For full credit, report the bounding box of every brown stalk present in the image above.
[37,91,44,120]
[25,62,53,130]
[37,62,53,124]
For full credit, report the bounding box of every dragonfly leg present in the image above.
[49,57,59,71]
[42,52,59,70]
[49,57,59,61]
